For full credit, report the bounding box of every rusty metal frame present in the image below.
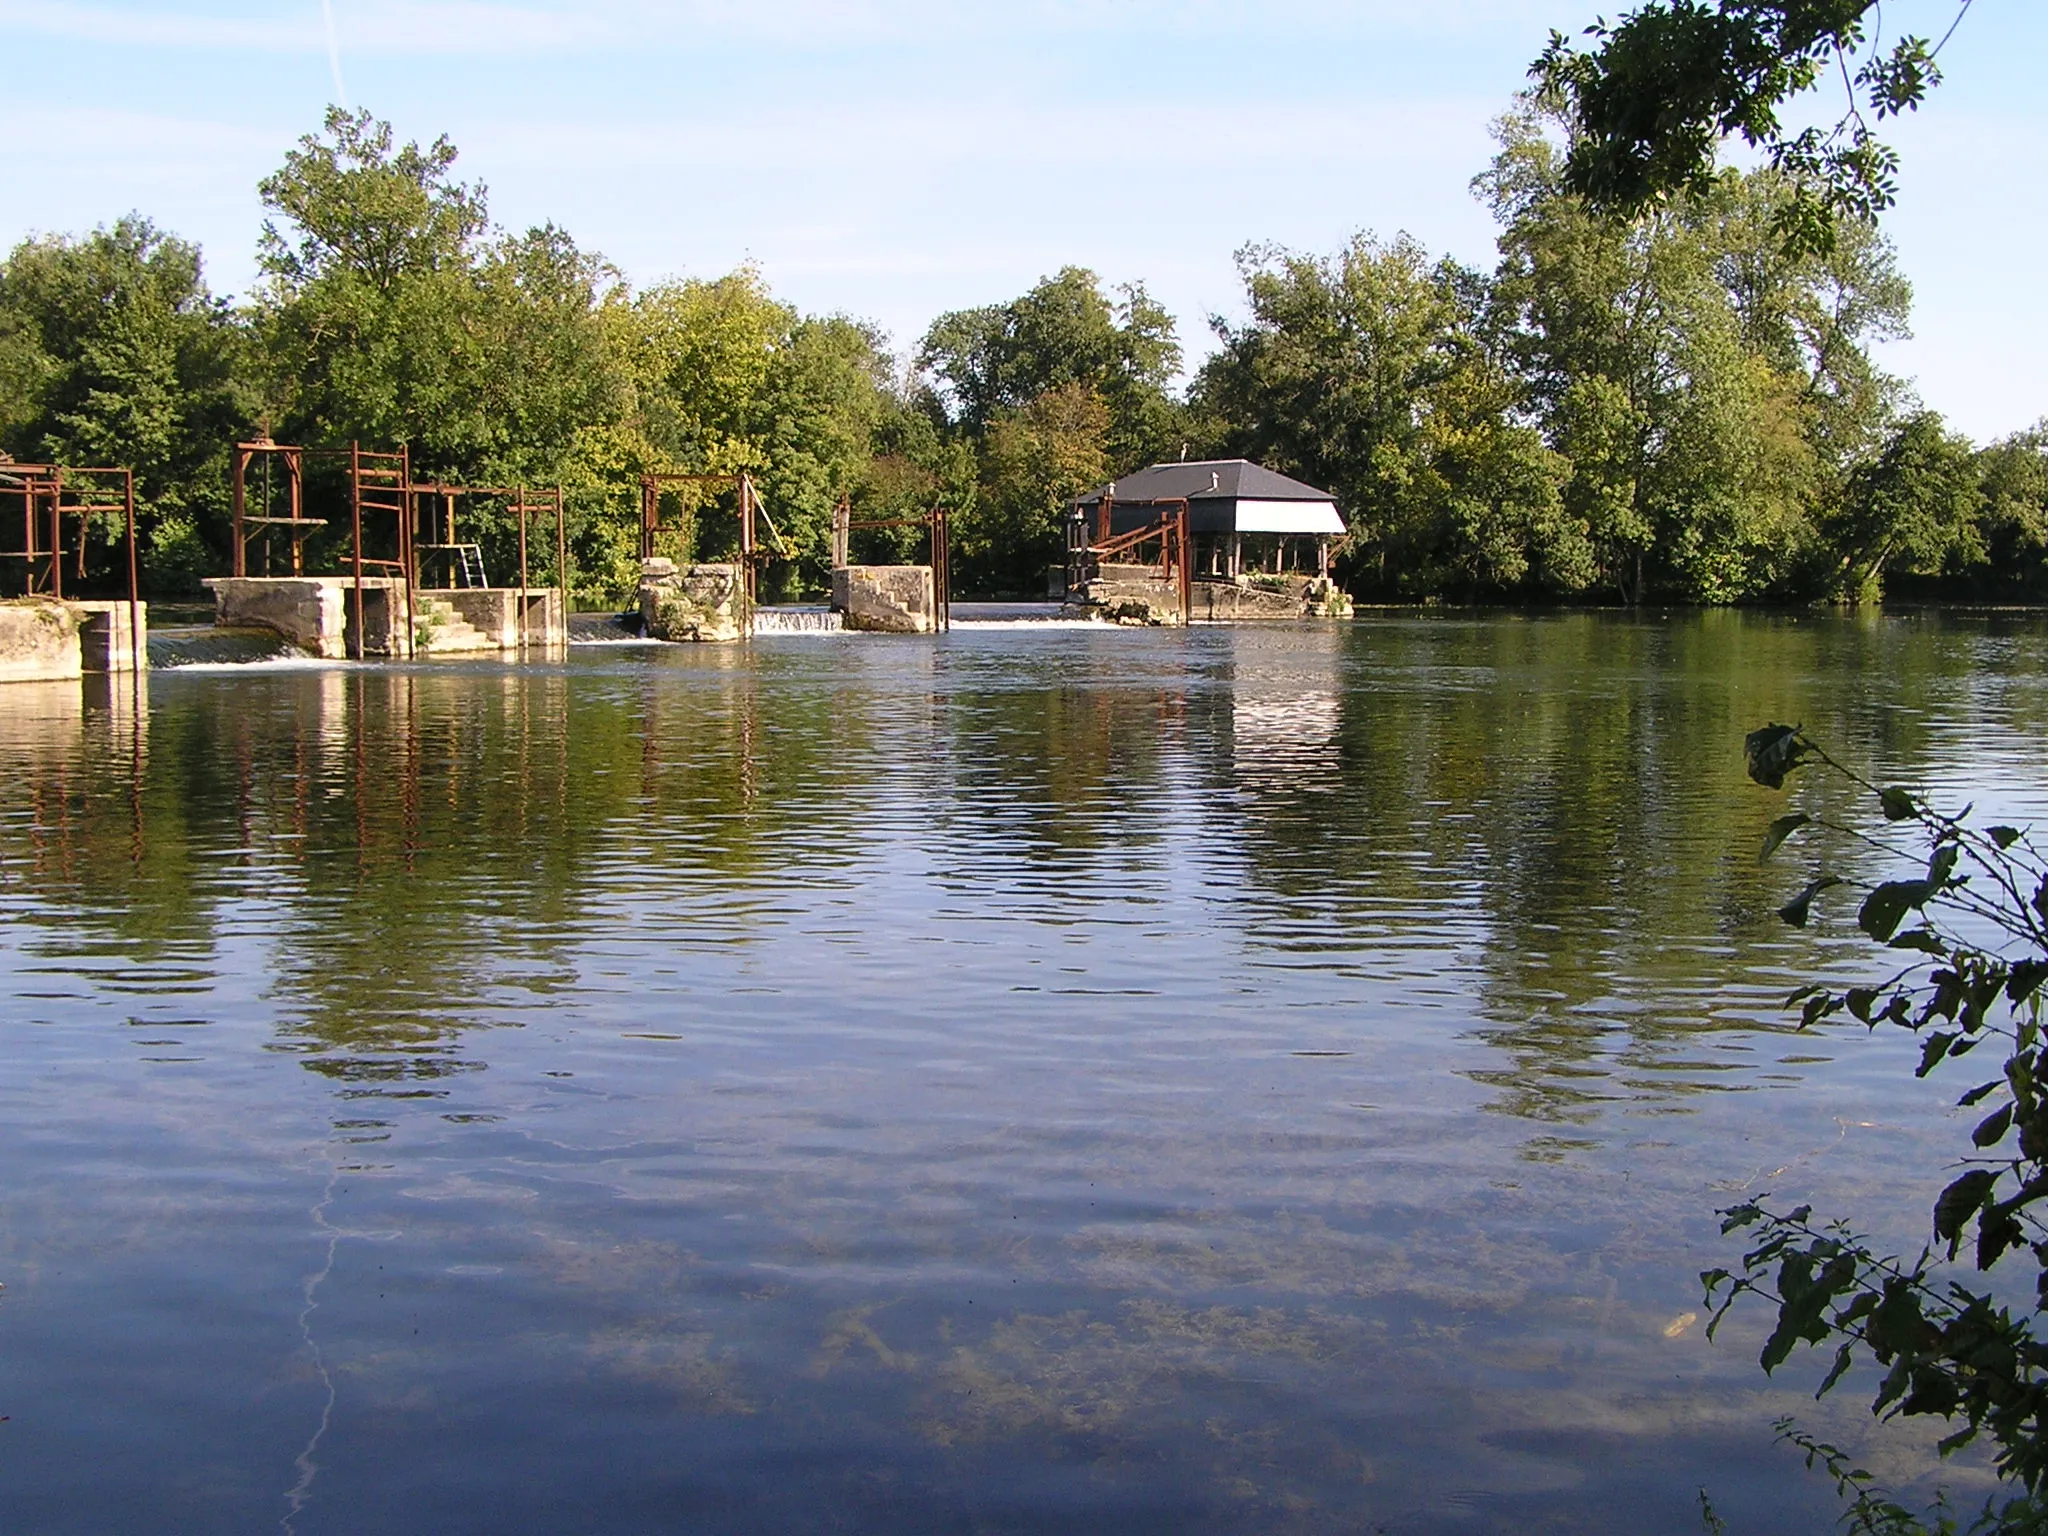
[0,460,140,641]
[0,460,63,596]
[1083,492,1192,625]
[231,439,324,577]
[641,471,785,631]
[223,438,575,657]
[830,497,951,632]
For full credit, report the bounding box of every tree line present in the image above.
[1,103,2041,606]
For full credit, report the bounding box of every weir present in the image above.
[205,440,570,659]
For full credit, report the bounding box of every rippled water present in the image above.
[2,610,2045,1534]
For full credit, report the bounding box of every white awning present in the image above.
[1230,499,1346,535]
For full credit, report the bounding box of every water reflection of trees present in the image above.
[1207,611,2048,1131]
[0,652,881,1097]
[0,613,2041,1129]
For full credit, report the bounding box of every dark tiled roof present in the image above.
[1074,459,1333,506]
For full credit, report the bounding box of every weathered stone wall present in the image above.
[206,577,347,657]
[0,599,82,684]
[640,559,745,643]
[831,566,935,634]
[1068,564,1185,626]
[1190,581,1300,622]
[206,576,417,657]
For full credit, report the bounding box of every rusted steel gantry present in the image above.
[829,498,952,632]
[1,458,142,640]
[232,438,571,659]
[640,471,789,624]
[1072,490,1192,625]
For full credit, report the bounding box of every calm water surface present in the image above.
[2,610,2046,1534]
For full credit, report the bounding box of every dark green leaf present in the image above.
[1916,1031,1956,1076]
[1859,880,1931,942]
[1879,787,1917,821]
[1888,928,1947,956]
[1760,813,1810,862]
[1780,877,1845,928]
[1989,826,2021,850]
[1934,1169,1998,1249]
[1745,724,1812,790]
[1973,1102,2014,1148]
[1817,1340,1856,1398]
[1957,1080,2003,1107]
[2008,960,2048,1006]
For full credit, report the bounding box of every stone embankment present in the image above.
[1064,569,1354,624]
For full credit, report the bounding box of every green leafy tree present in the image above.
[1822,410,1984,601]
[0,217,249,592]
[1195,231,1583,598]
[1534,0,1971,255]
[1973,426,2048,599]
[919,267,1183,469]
[256,108,495,467]
[1483,109,1907,602]
[958,381,1111,596]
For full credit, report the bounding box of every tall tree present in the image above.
[1823,409,1983,599]
[256,107,495,469]
[919,267,1182,469]
[1483,108,1907,601]
[1195,233,1581,598]
[0,217,248,591]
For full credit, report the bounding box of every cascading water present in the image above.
[147,626,309,668]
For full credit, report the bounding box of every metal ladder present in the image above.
[452,543,487,588]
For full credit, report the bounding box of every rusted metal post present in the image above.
[231,448,247,576]
[517,484,530,649]
[1177,502,1192,626]
[554,485,568,625]
[125,470,140,671]
[288,449,305,575]
[350,441,364,661]
[48,470,62,599]
[831,495,849,570]
[739,473,757,622]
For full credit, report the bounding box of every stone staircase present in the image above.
[412,592,493,654]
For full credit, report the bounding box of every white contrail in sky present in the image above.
[319,0,348,108]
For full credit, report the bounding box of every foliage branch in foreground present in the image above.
[1534,1,1972,255]
[1709,723,2048,1528]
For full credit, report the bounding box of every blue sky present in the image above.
[1,0,2039,440]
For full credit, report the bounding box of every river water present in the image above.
[1,610,2044,1534]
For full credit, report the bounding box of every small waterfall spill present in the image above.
[149,626,308,668]
[751,608,843,634]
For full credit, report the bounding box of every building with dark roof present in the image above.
[1071,459,1345,580]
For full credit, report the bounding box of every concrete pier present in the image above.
[640,560,745,642]
[73,601,148,671]
[831,566,936,633]
[0,600,82,682]
[206,576,567,657]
